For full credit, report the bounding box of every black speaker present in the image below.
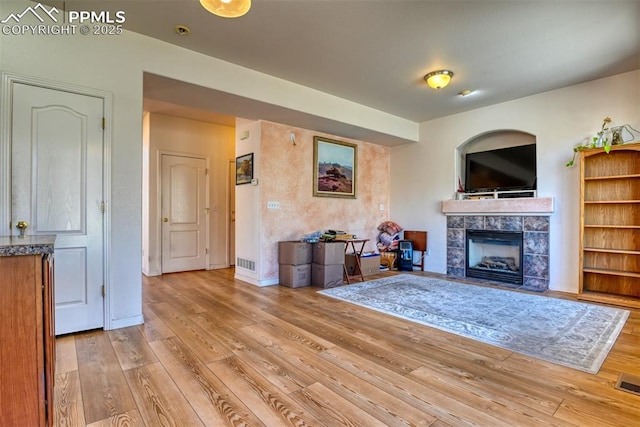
[398,240,413,271]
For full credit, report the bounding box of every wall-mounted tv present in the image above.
[464,144,536,193]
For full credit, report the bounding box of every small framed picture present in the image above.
[235,153,253,185]
[313,136,357,198]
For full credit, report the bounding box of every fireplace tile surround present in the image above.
[443,198,552,291]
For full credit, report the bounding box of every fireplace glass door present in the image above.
[466,229,524,285]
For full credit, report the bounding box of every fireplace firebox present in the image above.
[466,229,523,285]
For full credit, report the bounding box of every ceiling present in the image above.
[56,1,640,143]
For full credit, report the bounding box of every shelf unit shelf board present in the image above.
[585,174,640,181]
[583,268,640,279]
[577,291,640,309]
[584,247,640,255]
[584,200,640,204]
[584,224,640,229]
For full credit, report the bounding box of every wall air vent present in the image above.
[236,257,256,272]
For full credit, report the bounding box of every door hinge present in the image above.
[102,285,106,297]
[205,168,209,175]
[102,117,106,129]
[206,248,209,254]
[100,201,105,213]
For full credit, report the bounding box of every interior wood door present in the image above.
[161,154,207,273]
[11,83,104,335]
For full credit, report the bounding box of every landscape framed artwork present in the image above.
[235,153,253,185]
[313,136,357,198]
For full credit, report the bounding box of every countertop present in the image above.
[0,235,56,256]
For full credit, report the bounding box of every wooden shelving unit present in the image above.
[578,143,640,308]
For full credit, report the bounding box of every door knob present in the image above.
[16,220,28,237]
[162,217,168,222]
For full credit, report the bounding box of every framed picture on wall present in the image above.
[235,153,253,185]
[313,136,357,198]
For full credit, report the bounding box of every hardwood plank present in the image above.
[124,362,204,426]
[238,323,441,426]
[290,382,388,427]
[149,337,266,426]
[86,409,145,427]
[150,301,234,363]
[321,345,564,424]
[207,356,324,426]
[56,334,78,374]
[108,326,158,370]
[139,303,175,342]
[75,330,138,424]
[54,370,86,427]
[407,366,574,427]
[191,313,317,394]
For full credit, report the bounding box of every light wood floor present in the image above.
[54,268,640,426]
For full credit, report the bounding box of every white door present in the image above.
[161,154,207,273]
[11,83,104,335]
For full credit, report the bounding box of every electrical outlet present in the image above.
[267,201,280,209]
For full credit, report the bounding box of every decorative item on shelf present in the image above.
[566,117,640,167]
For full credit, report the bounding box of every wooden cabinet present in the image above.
[578,143,640,308]
[0,252,55,426]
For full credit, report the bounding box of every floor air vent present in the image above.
[236,257,256,272]
[616,373,640,396]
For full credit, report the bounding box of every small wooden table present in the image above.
[336,238,369,284]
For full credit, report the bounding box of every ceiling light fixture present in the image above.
[424,70,454,89]
[458,89,474,97]
[199,0,251,18]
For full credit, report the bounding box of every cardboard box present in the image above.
[312,241,346,265]
[279,264,311,288]
[345,254,381,277]
[278,241,312,265]
[311,263,344,288]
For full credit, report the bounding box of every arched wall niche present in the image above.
[456,129,536,191]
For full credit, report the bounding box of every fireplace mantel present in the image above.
[441,197,554,215]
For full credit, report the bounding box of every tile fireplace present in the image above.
[447,215,549,291]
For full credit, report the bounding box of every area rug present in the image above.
[318,274,630,374]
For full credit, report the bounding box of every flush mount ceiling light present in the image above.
[199,0,251,18]
[424,70,454,89]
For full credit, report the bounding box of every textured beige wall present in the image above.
[259,121,391,281]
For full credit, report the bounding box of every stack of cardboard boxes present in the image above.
[311,241,346,288]
[278,241,313,288]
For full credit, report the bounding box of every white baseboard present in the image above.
[107,314,144,330]
[234,271,279,287]
[208,263,230,270]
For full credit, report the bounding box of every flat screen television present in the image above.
[464,144,536,193]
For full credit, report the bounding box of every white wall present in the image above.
[0,0,414,328]
[143,113,235,276]
[391,70,640,293]
[234,119,262,285]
